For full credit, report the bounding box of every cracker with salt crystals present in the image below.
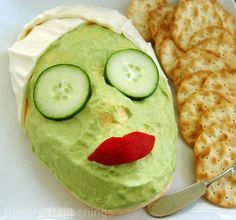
[155,26,170,56]
[195,141,236,208]
[160,37,184,78]
[198,104,236,136]
[215,3,236,37]
[171,0,222,51]
[172,49,212,88]
[177,71,211,110]
[148,4,175,41]
[173,51,227,88]
[189,27,235,48]
[194,123,236,156]
[180,90,229,146]
[127,0,167,41]
[203,69,236,103]
[155,12,174,56]
[193,37,236,69]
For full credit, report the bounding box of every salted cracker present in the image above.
[203,69,236,103]
[195,141,236,208]
[180,90,229,146]
[155,26,170,56]
[189,26,235,48]
[176,53,228,88]
[192,37,236,69]
[127,0,167,41]
[203,69,236,89]
[154,12,174,56]
[148,4,175,41]
[171,0,222,51]
[177,71,211,110]
[194,123,236,156]
[172,49,224,88]
[159,37,183,78]
[198,104,236,136]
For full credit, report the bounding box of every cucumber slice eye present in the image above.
[33,64,91,120]
[104,49,159,100]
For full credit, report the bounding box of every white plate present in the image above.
[0,0,236,220]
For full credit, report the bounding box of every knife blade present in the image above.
[147,165,236,217]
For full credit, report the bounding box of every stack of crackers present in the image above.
[127,0,236,208]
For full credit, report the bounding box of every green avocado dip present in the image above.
[25,23,177,211]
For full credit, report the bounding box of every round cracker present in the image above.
[154,12,174,56]
[202,69,236,103]
[172,49,212,88]
[155,25,170,56]
[177,71,211,110]
[194,123,236,156]
[180,90,230,146]
[148,4,175,41]
[159,37,183,78]
[192,37,236,69]
[189,26,235,48]
[127,0,167,41]
[171,0,222,51]
[195,141,236,208]
[198,103,236,136]
[177,53,228,88]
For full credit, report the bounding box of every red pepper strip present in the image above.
[88,131,155,166]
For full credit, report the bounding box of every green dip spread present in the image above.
[25,23,177,210]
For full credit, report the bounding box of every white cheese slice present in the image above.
[18,5,128,40]
[8,5,168,128]
[9,18,85,128]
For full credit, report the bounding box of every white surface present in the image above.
[0,0,236,220]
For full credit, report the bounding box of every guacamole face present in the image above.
[25,23,177,210]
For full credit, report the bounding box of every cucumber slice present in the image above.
[104,49,159,100]
[33,64,91,120]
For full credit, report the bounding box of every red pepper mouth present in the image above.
[88,131,155,166]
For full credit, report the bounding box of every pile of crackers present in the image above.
[127,0,236,208]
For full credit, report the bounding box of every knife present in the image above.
[147,165,236,217]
